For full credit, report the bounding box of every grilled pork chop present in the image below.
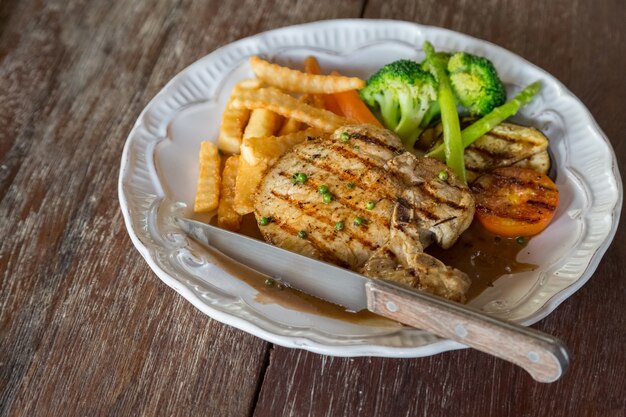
[254,125,474,302]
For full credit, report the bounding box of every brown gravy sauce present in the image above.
[204,214,535,324]
[425,221,537,300]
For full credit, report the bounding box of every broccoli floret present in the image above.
[359,59,438,148]
[447,52,506,116]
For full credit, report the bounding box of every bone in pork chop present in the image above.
[253,124,474,302]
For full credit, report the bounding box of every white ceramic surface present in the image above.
[118,19,622,357]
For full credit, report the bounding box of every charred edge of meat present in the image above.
[396,196,412,208]
[395,198,413,224]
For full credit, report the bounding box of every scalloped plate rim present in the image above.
[118,19,622,358]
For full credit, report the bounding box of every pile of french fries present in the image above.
[193,56,366,231]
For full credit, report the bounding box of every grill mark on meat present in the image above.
[416,182,469,210]
[346,131,401,154]
[394,196,441,222]
[255,124,474,302]
[432,216,458,227]
[270,216,351,268]
[326,141,388,171]
[290,152,444,223]
[269,189,380,250]
[291,147,393,199]
[293,147,373,183]
[414,206,440,221]
[278,158,392,227]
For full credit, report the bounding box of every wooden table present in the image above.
[1,0,624,415]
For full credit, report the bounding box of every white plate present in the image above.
[118,19,622,357]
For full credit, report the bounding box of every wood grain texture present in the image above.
[254,1,626,416]
[1,0,624,416]
[365,280,568,383]
[0,0,363,416]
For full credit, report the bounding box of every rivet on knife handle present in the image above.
[365,280,570,383]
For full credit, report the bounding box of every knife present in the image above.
[175,217,569,383]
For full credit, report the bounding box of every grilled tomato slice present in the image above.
[471,167,559,237]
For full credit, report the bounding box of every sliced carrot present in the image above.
[471,167,559,237]
[303,56,322,75]
[330,71,382,127]
[321,91,344,117]
[303,56,344,116]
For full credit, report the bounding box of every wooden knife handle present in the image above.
[365,280,570,383]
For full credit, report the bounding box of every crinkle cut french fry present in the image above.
[233,78,264,92]
[194,141,221,212]
[278,57,325,135]
[218,107,250,154]
[243,108,282,139]
[249,56,365,94]
[278,95,320,134]
[230,88,350,133]
[241,128,319,168]
[217,155,243,231]
[233,157,266,215]
[217,79,264,154]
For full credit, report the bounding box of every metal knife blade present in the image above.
[174,217,369,312]
[174,216,570,383]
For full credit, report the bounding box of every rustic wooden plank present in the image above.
[252,0,626,416]
[0,1,364,416]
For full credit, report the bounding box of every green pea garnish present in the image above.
[258,216,272,226]
[292,172,308,184]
